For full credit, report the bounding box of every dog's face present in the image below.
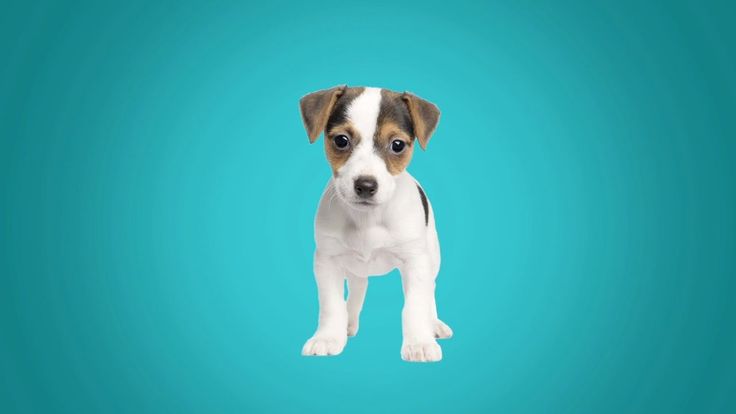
[300,86,440,208]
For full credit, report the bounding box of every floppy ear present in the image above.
[299,85,347,143]
[402,92,440,150]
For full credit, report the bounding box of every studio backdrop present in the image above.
[1,1,734,413]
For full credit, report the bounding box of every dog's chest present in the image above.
[338,224,400,276]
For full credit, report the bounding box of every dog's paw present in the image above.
[347,320,359,337]
[302,334,347,356]
[434,319,453,339]
[401,340,442,362]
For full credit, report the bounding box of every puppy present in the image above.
[299,86,452,362]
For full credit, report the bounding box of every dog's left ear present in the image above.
[402,92,440,150]
[299,85,347,143]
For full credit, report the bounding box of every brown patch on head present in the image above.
[300,86,366,175]
[374,119,415,175]
[373,90,418,175]
[325,87,364,133]
[319,87,366,174]
[324,122,361,174]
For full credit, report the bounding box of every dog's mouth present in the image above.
[332,184,380,209]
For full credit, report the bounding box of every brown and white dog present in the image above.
[299,86,452,362]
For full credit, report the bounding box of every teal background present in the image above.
[1,0,735,412]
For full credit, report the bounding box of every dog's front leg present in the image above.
[302,251,348,356]
[400,255,442,362]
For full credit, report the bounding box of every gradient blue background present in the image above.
[1,1,735,413]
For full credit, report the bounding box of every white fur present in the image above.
[302,88,452,362]
[331,87,397,207]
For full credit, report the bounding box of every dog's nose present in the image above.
[354,176,378,198]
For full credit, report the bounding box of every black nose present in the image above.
[354,176,378,198]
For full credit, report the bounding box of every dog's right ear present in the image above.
[299,85,347,143]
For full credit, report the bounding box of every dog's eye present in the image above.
[333,134,350,149]
[391,139,406,154]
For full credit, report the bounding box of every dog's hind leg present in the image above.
[346,275,368,337]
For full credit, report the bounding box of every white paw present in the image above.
[401,340,443,362]
[434,319,453,339]
[347,320,359,337]
[302,334,347,356]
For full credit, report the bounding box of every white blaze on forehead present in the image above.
[333,87,396,204]
[346,87,382,144]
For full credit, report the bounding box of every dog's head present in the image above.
[299,86,440,208]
